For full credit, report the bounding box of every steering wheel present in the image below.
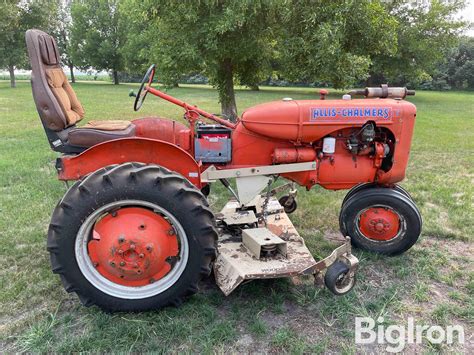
[133,64,155,111]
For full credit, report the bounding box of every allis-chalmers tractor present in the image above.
[26,30,421,312]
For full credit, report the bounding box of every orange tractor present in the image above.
[26,30,421,311]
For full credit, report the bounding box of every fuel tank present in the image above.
[240,98,415,143]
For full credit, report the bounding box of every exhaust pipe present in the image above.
[348,84,415,99]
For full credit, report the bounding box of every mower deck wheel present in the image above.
[278,195,297,214]
[324,261,355,295]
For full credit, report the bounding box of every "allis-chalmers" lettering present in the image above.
[311,107,392,121]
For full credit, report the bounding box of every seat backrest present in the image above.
[25,29,85,132]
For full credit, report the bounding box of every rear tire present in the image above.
[339,188,422,255]
[47,162,217,312]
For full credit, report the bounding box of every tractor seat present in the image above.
[67,120,135,147]
[25,29,135,152]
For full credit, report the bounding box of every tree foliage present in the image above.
[371,0,467,85]
[52,0,76,83]
[447,37,474,89]
[279,0,398,89]
[122,0,281,121]
[70,0,126,84]
[0,0,56,87]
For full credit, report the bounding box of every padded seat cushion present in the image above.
[45,68,85,126]
[82,120,131,131]
[68,123,136,147]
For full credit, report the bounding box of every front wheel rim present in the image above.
[356,205,406,242]
[75,200,189,300]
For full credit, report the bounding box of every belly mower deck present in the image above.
[214,196,359,295]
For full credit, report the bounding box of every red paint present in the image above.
[56,85,416,193]
[272,147,317,164]
[240,98,414,143]
[146,86,236,129]
[58,138,201,186]
[88,207,179,286]
[358,207,400,241]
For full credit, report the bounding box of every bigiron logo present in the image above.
[310,107,392,121]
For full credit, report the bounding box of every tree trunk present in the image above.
[218,59,238,122]
[9,65,16,88]
[112,69,119,85]
[69,63,75,83]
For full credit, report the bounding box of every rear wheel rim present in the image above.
[356,205,405,242]
[75,200,189,299]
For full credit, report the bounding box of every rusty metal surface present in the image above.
[242,228,287,259]
[222,210,258,226]
[214,196,358,296]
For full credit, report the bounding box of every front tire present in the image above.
[47,163,217,312]
[339,188,422,255]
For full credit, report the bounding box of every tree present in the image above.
[122,0,280,121]
[278,0,398,89]
[0,0,56,88]
[53,0,76,83]
[370,0,467,86]
[70,0,126,85]
[448,37,474,89]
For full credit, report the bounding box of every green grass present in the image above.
[0,80,473,352]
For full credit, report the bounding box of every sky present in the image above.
[464,0,474,36]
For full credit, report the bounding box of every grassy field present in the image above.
[0,80,473,353]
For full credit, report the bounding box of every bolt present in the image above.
[167,228,175,236]
[111,211,117,217]
[109,261,116,267]
[139,253,144,258]
[146,245,153,252]
[120,261,125,267]
[118,236,125,243]
[129,244,136,251]
[149,278,155,284]
[137,270,142,275]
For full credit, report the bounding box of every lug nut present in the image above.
[137,270,142,274]
[118,236,125,243]
[149,278,155,284]
[146,245,153,252]
[109,261,115,267]
[120,261,125,266]
[139,253,144,258]
[130,244,136,251]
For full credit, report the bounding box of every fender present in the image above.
[57,138,202,186]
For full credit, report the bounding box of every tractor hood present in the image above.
[240,98,416,143]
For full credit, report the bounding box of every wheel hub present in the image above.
[358,207,400,241]
[88,207,179,286]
